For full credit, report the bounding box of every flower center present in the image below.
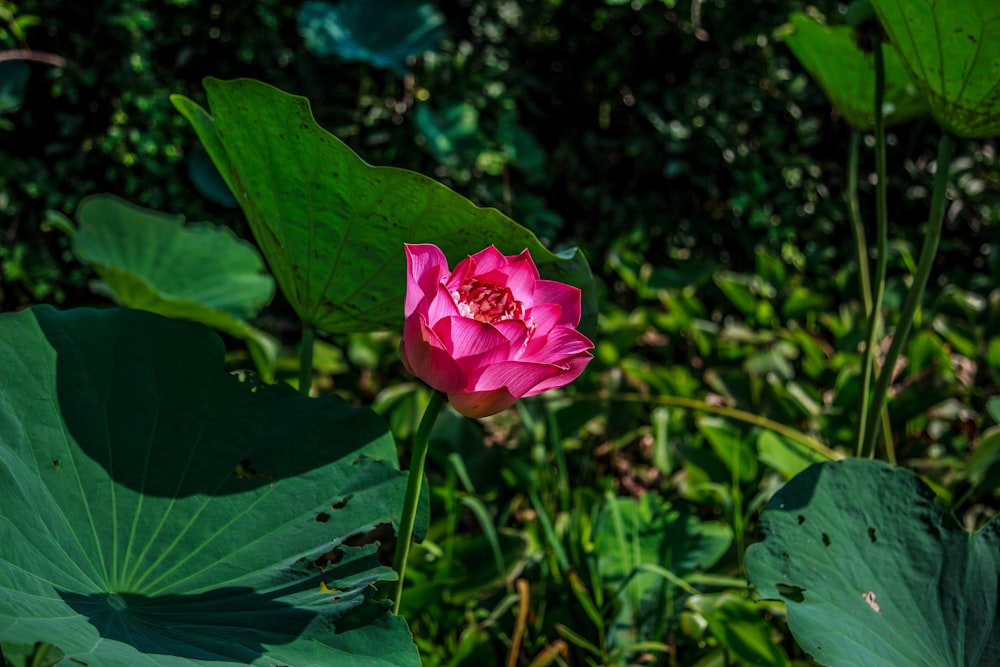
[451,278,525,323]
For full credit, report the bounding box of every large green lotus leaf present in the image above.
[595,493,733,653]
[746,459,1000,666]
[414,101,483,168]
[58,193,279,377]
[781,12,928,130]
[170,78,598,338]
[871,0,1000,137]
[297,0,444,76]
[0,306,420,667]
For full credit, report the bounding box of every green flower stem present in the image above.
[871,35,897,465]
[298,323,315,396]
[848,130,875,458]
[848,130,897,462]
[857,35,891,460]
[847,131,874,315]
[862,131,954,458]
[392,390,446,615]
[878,392,894,459]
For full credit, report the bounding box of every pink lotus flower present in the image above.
[401,243,594,418]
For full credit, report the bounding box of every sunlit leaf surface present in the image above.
[782,12,928,129]
[171,78,597,337]
[62,194,279,375]
[872,0,1000,137]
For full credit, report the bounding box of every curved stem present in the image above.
[298,324,315,396]
[392,391,446,614]
[858,35,890,459]
[0,49,75,70]
[653,395,840,460]
[862,131,954,458]
[566,392,841,461]
[507,578,531,667]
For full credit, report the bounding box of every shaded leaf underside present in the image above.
[0,306,420,666]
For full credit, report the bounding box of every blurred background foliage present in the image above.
[2,0,999,665]
[5,0,997,308]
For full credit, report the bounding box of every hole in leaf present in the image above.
[52,459,61,469]
[776,583,806,602]
[345,522,396,565]
[315,512,330,523]
[344,522,392,544]
[867,526,877,542]
[797,514,805,525]
[822,533,831,547]
[332,494,354,510]
[313,547,345,570]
